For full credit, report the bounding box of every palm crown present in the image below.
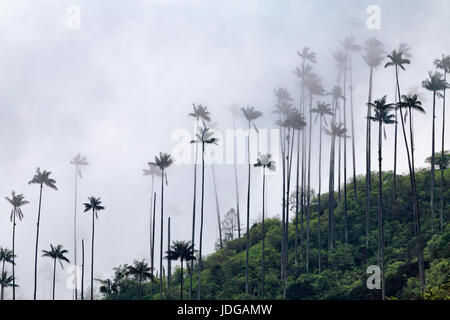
[385,50,411,70]
[28,167,57,190]
[143,162,162,177]
[0,247,15,265]
[189,104,211,122]
[254,153,276,171]
[5,191,29,221]
[70,154,88,177]
[333,50,348,73]
[190,127,218,145]
[166,240,196,262]
[0,272,16,288]
[304,73,325,96]
[363,37,385,68]
[83,197,105,218]
[126,260,154,282]
[273,88,295,117]
[422,71,448,93]
[312,101,334,124]
[340,37,360,52]
[297,47,317,64]
[368,96,396,126]
[397,94,425,114]
[42,244,70,269]
[434,54,450,73]
[324,121,348,138]
[150,152,174,171]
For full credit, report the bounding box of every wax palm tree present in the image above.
[83,196,105,300]
[324,122,347,252]
[166,240,195,300]
[385,49,410,212]
[42,244,70,300]
[311,102,334,272]
[386,50,425,293]
[70,154,88,300]
[5,191,28,300]
[188,103,210,298]
[241,106,263,296]
[0,272,16,300]
[433,55,450,233]
[143,162,161,289]
[190,127,217,299]
[340,37,360,202]
[150,152,174,299]
[29,167,58,300]
[95,278,115,297]
[363,37,385,248]
[254,153,276,300]
[126,260,155,298]
[227,103,242,239]
[368,96,396,300]
[0,248,15,300]
[422,71,448,232]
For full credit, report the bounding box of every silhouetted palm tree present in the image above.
[126,260,155,298]
[29,167,58,300]
[341,37,360,203]
[166,240,195,300]
[42,244,70,300]
[191,127,218,299]
[188,103,210,298]
[83,196,105,300]
[324,122,347,252]
[422,71,448,232]
[368,96,396,300]
[0,248,15,300]
[311,102,334,273]
[434,55,450,232]
[5,191,28,300]
[241,106,263,296]
[363,38,385,248]
[0,272,16,300]
[254,153,276,300]
[150,152,174,299]
[70,153,88,300]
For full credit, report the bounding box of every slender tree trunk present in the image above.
[211,161,223,249]
[343,61,348,243]
[328,135,336,252]
[167,217,171,298]
[150,175,154,264]
[81,239,84,300]
[318,116,323,273]
[245,121,251,296]
[232,117,242,238]
[160,169,165,300]
[431,92,436,231]
[377,121,385,300]
[180,259,184,300]
[33,184,43,300]
[306,93,313,272]
[349,52,357,203]
[189,118,199,299]
[294,127,300,267]
[261,167,266,300]
[365,66,374,248]
[52,258,56,300]
[198,142,206,300]
[91,208,95,300]
[1,260,5,300]
[73,164,78,300]
[151,193,156,298]
[12,211,16,300]
[440,72,446,233]
[393,86,398,216]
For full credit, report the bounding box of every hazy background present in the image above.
[1,0,449,299]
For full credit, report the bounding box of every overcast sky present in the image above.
[1,0,449,299]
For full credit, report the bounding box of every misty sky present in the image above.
[1,0,449,299]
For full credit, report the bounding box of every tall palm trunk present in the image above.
[306,93,313,272]
[211,162,223,249]
[73,164,79,300]
[349,53,357,202]
[1,260,5,300]
[431,91,436,231]
[149,175,154,264]
[167,217,171,297]
[151,193,156,298]
[245,121,251,296]
[52,258,56,300]
[393,86,398,215]
[90,208,95,300]
[232,117,242,238]
[12,210,16,300]
[318,116,323,273]
[294,127,301,267]
[33,184,43,300]
[377,120,385,300]
[160,169,165,300]
[440,72,447,233]
[365,66,374,248]
[189,118,199,299]
[328,134,336,252]
[394,66,425,293]
[180,258,184,300]
[197,142,206,300]
[261,167,266,300]
[343,63,348,243]
[81,239,84,300]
